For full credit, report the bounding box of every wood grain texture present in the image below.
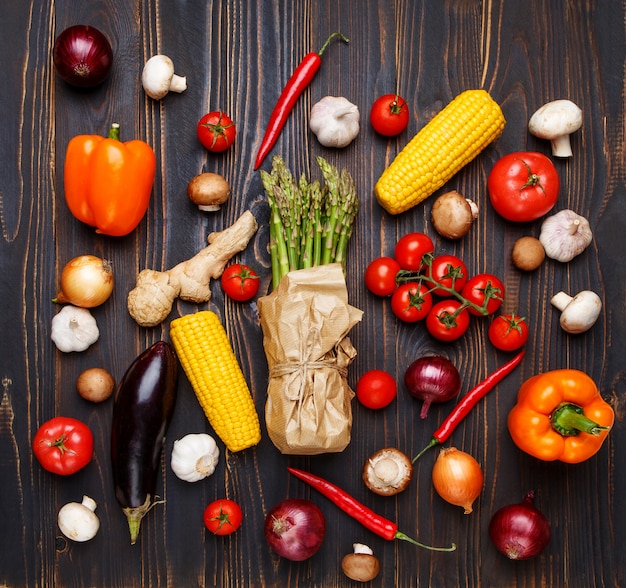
[0,0,624,586]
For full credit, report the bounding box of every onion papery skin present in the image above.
[405,355,461,419]
[264,499,326,561]
[55,255,114,308]
[431,447,484,514]
[53,25,113,88]
[489,491,551,560]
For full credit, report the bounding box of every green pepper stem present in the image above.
[551,402,610,437]
[107,123,121,141]
[317,32,349,56]
[395,531,456,552]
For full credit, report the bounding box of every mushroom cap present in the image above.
[362,447,413,496]
[430,190,478,239]
[342,553,380,582]
[186,172,230,211]
[528,100,582,139]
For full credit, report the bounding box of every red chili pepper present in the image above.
[253,32,348,170]
[412,350,525,462]
[287,467,456,552]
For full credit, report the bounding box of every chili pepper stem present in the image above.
[317,32,349,56]
[412,437,440,463]
[395,531,456,552]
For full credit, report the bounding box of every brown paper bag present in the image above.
[257,264,363,455]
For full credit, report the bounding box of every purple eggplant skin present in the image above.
[111,340,178,544]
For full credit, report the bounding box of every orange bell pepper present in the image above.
[64,123,156,236]
[508,369,614,464]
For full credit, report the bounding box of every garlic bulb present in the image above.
[309,96,360,148]
[51,305,99,353]
[170,433,220,482]
[539,209,593,262]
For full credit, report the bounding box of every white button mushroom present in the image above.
[57,496,100,542]
[141,55,187,100]
[551,290,602,334]
[528,99,582,158]
[362,447,413,496]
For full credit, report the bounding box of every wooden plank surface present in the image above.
[0,1,624,586]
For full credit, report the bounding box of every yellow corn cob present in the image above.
[375,89,506,215]
[170,311,261,452]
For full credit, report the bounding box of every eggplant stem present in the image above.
[122,494,164,544]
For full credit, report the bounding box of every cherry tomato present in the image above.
[197,111,236,152]
[394,232,435,271]
[221,263,260,301]
[390,283,433,323]
[370,94,410,136]
[356,370,397,409]
[204,499,243,535]
[364,256,400,296]
[32,416,94,475]
[425,254,468,296]
[426,300,471,342]
[488,152,560,222]
[488,314,529,351]
[461,273,505,316]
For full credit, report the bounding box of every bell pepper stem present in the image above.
[551,402,610,436]
[107,123,121,141]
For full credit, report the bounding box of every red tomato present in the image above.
[488,314,529,351]
[461,273,505,316]
[370,94,410,136]
[426,300,471,342]
[394,232,435,271]
[488,152,560,222]
[197,111,236,152]
[356,370,397,409]
[204,499,243,535]
[390,283,433,323]
[32,416,94,475]
[364,257,400,296]
[221,263,260,301]
[425,254,468,296]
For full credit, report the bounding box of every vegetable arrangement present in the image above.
[42,15,614,583]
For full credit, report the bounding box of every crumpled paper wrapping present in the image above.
[257,264,363,455]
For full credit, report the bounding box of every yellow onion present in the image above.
[54,255,114,308]
[431,447,484,514]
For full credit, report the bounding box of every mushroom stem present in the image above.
[168,74,187,93]
[550,291,573,311]
[551,135,573,158]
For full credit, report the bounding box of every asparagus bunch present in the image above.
[260,155,359,288]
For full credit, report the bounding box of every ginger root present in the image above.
[127,210,258,327]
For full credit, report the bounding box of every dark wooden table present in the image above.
[1,1,624,586]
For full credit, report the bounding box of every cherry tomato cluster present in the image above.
[365,233,509,342]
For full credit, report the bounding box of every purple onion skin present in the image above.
[264,499,326,561]
[489,491,551,560]
[53,25,113,87]
[404,355,461,418]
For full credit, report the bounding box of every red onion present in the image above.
[489,491,551,560]
[264,498,326,561]
[404,355,461,418]
[53,25,113,87]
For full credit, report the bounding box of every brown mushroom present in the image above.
[341,544,380,582]
[186,172,230,211]
[511,236,545,271]
[430,190,478,239]
[362,447,413,496]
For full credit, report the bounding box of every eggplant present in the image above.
[111,341,178,544]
